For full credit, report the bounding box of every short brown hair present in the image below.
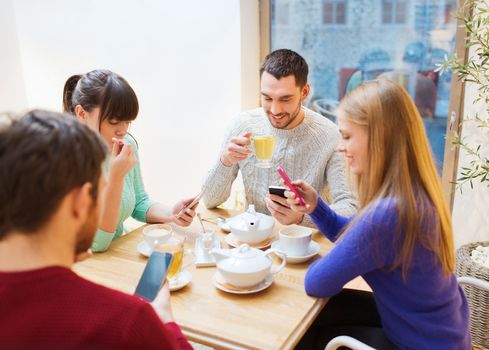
[260,49,309,88]
[0,110,107,238]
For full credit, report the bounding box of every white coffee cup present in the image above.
[279,225,312,256]
[143,224,172,248]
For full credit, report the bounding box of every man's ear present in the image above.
[301,83,310,101]
[74,105,87,121]
[71,182,93,221]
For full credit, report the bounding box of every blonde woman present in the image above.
[288,79,470,349]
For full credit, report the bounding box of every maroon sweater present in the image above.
[0,266,193,350]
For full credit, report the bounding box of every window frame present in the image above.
[381,0,409,27]
[321,0,348,27]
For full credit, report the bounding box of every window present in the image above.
[269,0,460,173]
[382,0,407,25]
[272,0,289,25]
[322,0,347,25]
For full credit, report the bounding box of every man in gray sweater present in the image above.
[202,49,357,227]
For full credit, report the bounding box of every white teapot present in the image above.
[227,205,275,244]
[210,244,286,288]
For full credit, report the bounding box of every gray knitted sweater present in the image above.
[202,107,358,227]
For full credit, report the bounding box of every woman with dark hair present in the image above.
[287,79,470,349]
[63,69,197,252]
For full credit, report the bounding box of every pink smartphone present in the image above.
[276,166,306,206]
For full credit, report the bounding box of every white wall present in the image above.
[0,0,27,111]
[9,0,260,206]
[240,0,260,110]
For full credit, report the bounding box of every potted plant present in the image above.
[437,0,489,189]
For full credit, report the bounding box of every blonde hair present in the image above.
[338,79,454,278]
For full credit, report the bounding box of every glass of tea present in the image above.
[154,235,186,283]
[253,132,276,168]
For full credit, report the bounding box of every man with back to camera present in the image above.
[0,110,192,349]
[203,49,357,227]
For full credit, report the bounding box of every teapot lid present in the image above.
[228,204,274,232]
[218,244,271,273]
[233,243,259,258]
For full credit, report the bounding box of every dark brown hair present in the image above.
[260,49,309,88]
[0,110,107,238]
[62,69,139,130]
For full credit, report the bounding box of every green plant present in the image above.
[436,0,489,190]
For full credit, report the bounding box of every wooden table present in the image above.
[74,208,369,350]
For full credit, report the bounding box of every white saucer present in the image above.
[212,272,273,295]
[270,240,320,264]
[137,241,153,257]
[169,270,192,292]
[225,233,273,249]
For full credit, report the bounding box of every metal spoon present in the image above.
[196,213,206,233]
[217,217,231,233]
[197,213,214,250]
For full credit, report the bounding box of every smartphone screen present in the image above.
[268,185,286,198]
[134,252,173,302]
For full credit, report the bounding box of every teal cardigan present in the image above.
[91,136,156,252]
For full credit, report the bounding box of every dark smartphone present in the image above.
[268,185,286,198]
[134,252,173,302]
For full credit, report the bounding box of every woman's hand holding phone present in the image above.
[283,180,318,215]
[276,166,307,206]
[172,195,200,227]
